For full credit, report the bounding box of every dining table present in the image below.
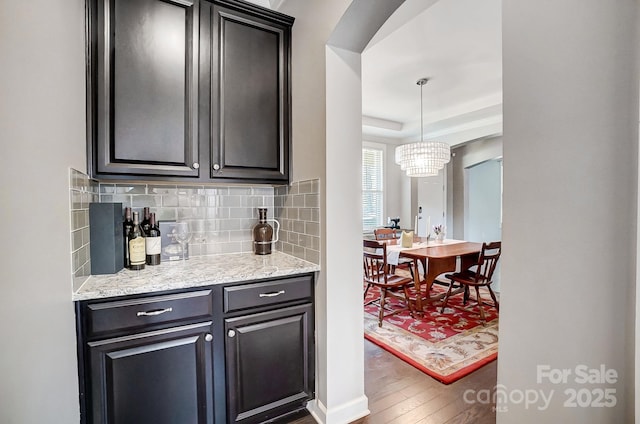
[384,237,483,312]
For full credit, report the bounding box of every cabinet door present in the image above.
[224,304,314,424]
[87,322,214,424]
[90,0,200,178]
[208,3,292,182]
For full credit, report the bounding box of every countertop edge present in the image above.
[73,252,320,302]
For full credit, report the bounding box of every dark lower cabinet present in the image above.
[224,304,314,423]
[87,322,214,424]
[76,275,315,424]
[76,289,216,424]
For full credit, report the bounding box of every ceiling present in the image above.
[248,0,503,148]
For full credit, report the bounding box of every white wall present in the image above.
[277,1,362,422]
[0,0,86,422]
[283,0,352,185]
[381,142,412,232]
[499,1,637,422]
[321,45,369,422]
[450,136,503,239]
[280,1,406,422]
[3,2,636,423]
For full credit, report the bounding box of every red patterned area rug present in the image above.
[364,283,499,384]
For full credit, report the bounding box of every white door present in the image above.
[416,168,445,237]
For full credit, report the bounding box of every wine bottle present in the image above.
[145,213,161,265]
[122,207,133,268]
[128,211,146,270]
[140,207,151,235]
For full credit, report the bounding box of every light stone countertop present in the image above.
[73,251,320,301]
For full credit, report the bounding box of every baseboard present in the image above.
[307,395,370,424]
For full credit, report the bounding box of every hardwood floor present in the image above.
[287,339,497,424]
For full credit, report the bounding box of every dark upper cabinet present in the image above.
[87,0,293,183]
[88,0,201,178]
[205,1,292,182]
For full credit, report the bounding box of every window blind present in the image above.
[362,146,384,231]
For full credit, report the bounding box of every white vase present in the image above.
[436,233,445,242]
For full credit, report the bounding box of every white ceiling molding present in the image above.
[361,0,502,148]
[362,115,403,132]
[423,121,503,147]
[362,134,405,145]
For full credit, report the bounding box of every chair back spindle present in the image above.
[373,228,397,241]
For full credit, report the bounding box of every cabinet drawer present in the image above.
[224,275,313,313]
[84,289,213,338]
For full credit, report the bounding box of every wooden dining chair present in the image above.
[439,241,501,322]
[372,227,396,240]
[373,228,414,279]
[363,239,415,327]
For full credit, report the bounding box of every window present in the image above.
[362,144,384,231]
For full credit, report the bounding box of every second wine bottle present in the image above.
[145,212,161,265]
[128,211,146,270]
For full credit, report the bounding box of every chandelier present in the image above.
[395,78,451,177]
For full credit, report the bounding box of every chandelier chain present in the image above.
[394,78,451,177]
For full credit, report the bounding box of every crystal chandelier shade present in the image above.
[395,78,451,177]
[395,141,450,177]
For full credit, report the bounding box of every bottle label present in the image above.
[145,237,161,255]
[129,238,146,265]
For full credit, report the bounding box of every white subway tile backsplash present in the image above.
[69,168,98,291]
[274,179,321,264]
[115,184,146,194]
[69,168,320,286]
[305,222,320,237]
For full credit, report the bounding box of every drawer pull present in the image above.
[136,307,173,317]
[205,333,213,342]
[259,290,285,298]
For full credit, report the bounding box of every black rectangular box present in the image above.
[89,203,124,274]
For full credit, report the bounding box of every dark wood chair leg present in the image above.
[488,286,499,311]
[402,286,415,318]
[440,281,456,313]
[474,286,486,323]
[378,288,387,327]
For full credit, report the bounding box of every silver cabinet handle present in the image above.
[192,162,200,169]
[212,163,220,171]
[259,290,285,298]
[136,307,173,317]
[228,329,236,338]
[205,333,213,342]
